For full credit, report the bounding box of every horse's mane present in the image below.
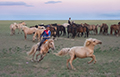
[46,39,54,43]
[84,38,92,47]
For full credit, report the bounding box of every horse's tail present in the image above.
[27,44,38,56]
[54,48,70,56]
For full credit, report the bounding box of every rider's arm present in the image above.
[40,31,45,38]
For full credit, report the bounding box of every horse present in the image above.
[54,38,102,70]
[62,23,69,28]
[21,26,38,40]
[10,23,17,35]
[27,39,55,62]
[16,21,26,34]
[56,25,66,37]
[67,25,77,38]
[33,29,45,42]
[50,24,66,37]
[99,23,108,35]
[74,23,89,38]
[30,25,46,30]
[110,24,120,36]
[84,23,98,35]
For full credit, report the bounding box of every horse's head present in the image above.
[84,38,102,47]
[47,39,55,50]
[21,21,27,26]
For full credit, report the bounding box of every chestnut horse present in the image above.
[54,38,102,70]
[99,23,108,35]
[84,23,98,35]
[110,24,120,36]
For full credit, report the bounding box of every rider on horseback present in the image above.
[68,17,72,25]
[36,25,51,51]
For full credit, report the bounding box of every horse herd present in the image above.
[10,21,120,41]
[9,21,120,70]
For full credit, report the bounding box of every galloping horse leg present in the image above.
[36,53,41,61]
[88,55,96,64]
[31,51,36,62]
[38,54,46,62]
[69,54,77,70]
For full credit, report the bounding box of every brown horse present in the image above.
[27,39,55,62]
[110,24,120,36]
[99,23,108,35]
[54,38,102,70]
[84,23,98,35]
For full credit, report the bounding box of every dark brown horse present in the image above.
[99,23,108,35]
[67,24,77,38]
[50,24,66,37]
[74,23,89,38]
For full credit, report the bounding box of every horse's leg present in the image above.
[38,54,46,62]
[24,33,27,40]
[31,52,36,62]
[66,59,70,69]
[36,53,41,61]
[68,32,69,38]
[88,55,96,64]
[69,55,76,70]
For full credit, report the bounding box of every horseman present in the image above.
[36,25,51,52]
[68,17,72,25]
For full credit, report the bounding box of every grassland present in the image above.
[0,20,120,77]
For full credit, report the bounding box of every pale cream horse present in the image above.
[27,39,55,62]
[21,26,38,40]
[16,21,26,34]
[10,23,17,35]
[54,38,102,70]
[32,28,45,42]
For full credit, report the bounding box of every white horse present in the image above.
[10,23,17,35]
[16,21,27,34]
[62,23,69,27]
[54,38,102,70]
[21,26,38,40]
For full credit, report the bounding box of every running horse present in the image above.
[27,39,55,62]
[54,38,102,70]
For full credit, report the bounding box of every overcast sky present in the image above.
[0,0,120,20]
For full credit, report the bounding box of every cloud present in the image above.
[45,1,62,4]
[0,1,33,7]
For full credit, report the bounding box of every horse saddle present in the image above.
[43,39,48,44]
